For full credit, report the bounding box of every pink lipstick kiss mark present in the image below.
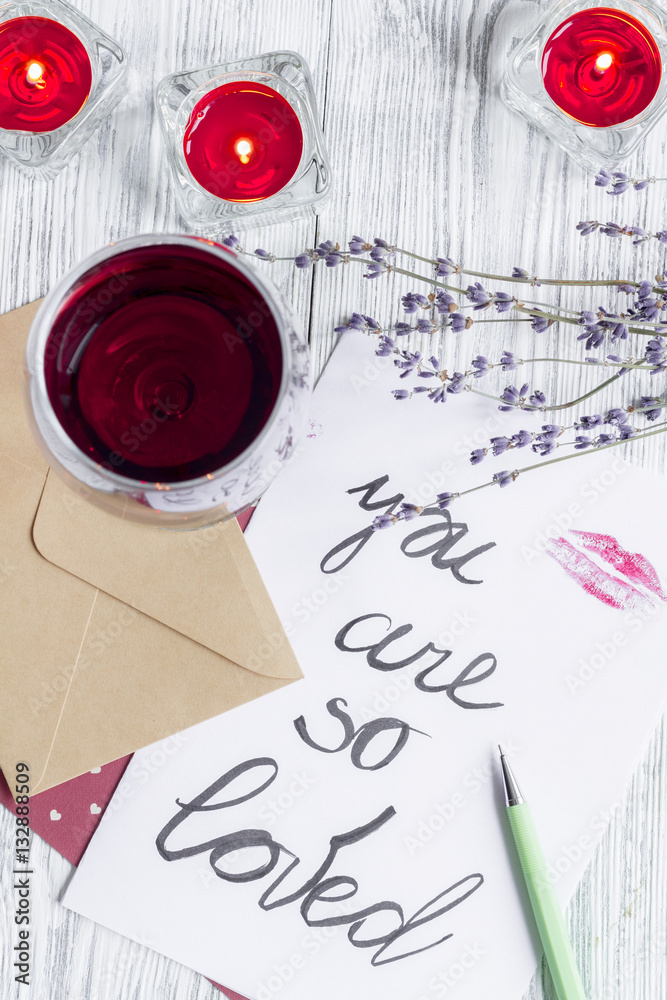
[545,532,666,613]
[569,530,667,600]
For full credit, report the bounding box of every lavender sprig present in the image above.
[223,228,667,514]
[594,168,667,194]
[578,220,667,247]
[465,402,667,465]
[226,234,667,346]
[370,420,667,529]
[343,290,664,411]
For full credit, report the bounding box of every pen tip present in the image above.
[498,744,505,757]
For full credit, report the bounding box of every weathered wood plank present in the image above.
[1,0,667,999]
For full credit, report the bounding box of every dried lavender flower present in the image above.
[500,350,519,371]
[498,385,523,410]
[348,236,369,254]
[495,292,514,314]
[576,414,603,429]
[447,372,467,394]
[466,282,493,310]
[490,436,511,456]
[645,336,667,370]
[372,513,397,531]
[434,290,456,313]
[604,407,629,426]
[435,257,459,276]
[396,503,423,522]
[376,336,396,357]
[493,471,516,488]
[608,172,630,195]
[577,220,600,236]
[402,292,429,313]
[531,315,550,334]
[532,439,557,456]
[511,430,532,448]
[451,313,470,333]
[436,492,458,509]
[640,396,663,421]
[471,355,491,377]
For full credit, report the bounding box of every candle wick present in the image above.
[234,138,253,165]
[26,61,46,87]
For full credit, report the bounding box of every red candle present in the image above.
[0,16,92,132]
[183,80,303,201]
[541,8,661,127]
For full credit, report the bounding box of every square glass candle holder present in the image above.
[0,0,127,177]
[156,51,332,231]
[502,0,667,171]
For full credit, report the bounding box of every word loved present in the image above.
[335,614,503,711]
[156,758,484,967]
[321,476,496,581]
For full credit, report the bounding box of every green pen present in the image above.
[499,746,587,1000]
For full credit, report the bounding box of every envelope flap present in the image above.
[33,473,301,681]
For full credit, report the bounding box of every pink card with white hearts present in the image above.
[0,756,131,866]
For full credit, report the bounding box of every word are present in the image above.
[335,614,503,711]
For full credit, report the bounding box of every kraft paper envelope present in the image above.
[0,300,302,798]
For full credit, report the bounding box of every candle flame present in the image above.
[26,61,45,84]
[595,52,613,71]
[234,138,253,164]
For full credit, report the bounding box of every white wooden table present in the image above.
[2,0,667,998]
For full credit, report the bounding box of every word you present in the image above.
[321,476,496,581]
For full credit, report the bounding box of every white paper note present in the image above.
[64,332,667,1000]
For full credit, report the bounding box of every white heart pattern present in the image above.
[90,803,102,815]
[90,767,102,774]
[50,809,61,821]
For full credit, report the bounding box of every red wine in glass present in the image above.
[44,242,283,484]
